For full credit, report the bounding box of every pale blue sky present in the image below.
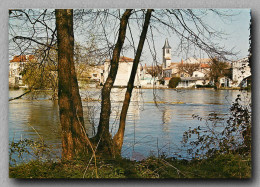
[9,9,251,65]
[138,9,251,64]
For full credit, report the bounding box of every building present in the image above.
[231,57,251,87]
[77,64,105,88]
[161,39,177,85]
[103,56,141,87]
[162,38,172,69]
[139,64,159,87]
[9,55,35,87]
[177,77,209,88]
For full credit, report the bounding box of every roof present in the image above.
[162,38,171,49]
[10,55,35,62]
[197,58,212,63]
[184,57,212,64]
[164,77,171,80]
[105,56,134,63]
[170,62,179,67]
[232,57,249,64]
[180,77,208,81]
[200,63,210,68]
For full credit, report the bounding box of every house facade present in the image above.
[231,57,251,87]
[103,56,141,87]
[9,55,34,87]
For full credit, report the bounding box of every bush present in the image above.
[196,84,215,88]
[168,77,181,88]
[182,94,251,159]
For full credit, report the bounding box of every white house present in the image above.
[139,64,159,87]
[9,55,34,87]
[177,77,209,88]
[231,57,251,87]
[192,70,205,78]
[219,76,232,88]
[103,56,141,87]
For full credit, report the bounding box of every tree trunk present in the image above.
[56,9,88,160]
[96,9,133,157]
[113,9,153,154]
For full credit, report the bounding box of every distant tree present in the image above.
[21,48,58,96]
[209,58,229,88]
[177,63,200,77]
[168,77,181,88]
[146,65,162,77]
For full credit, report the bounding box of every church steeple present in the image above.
[163,38,171,49]
[162,38,171,68]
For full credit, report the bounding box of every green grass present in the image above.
[9,153,251,179]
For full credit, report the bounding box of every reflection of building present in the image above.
[162,106,171,125]
[104,56,141,87]
[109,88,141,134]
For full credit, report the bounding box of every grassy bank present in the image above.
[9,152,251,179]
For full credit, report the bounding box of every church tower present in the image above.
[162,38,171,68]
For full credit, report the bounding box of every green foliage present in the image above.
[9,154,251,178]
[168,77,181,88]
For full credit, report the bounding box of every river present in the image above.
[9,88,251,161]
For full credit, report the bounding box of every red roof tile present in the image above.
[10,55,35,62]
[200,63,210,68]
[105,56,134,63]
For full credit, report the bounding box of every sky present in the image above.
[137,9,251,65]
[9,9,251,65]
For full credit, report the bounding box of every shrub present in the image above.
[168,77,181,88]
[182,94,251,159]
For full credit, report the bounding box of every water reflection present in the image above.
[9,88,250,160]
[9,92,61,146]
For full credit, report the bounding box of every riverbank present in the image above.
[9,152,251,179]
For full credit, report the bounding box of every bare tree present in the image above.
[177,63,200,76]
[146,65,162,77]
[55,9,90,160]
[113,9,153,154]
[9,9,238,160]
[209,58,229,88]
[95,9,133,156]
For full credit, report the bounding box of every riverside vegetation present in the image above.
[9,94,251,179]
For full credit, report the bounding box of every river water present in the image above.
[9,88,251,161]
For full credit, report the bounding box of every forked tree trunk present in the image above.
[113,9,153,153]
[96,9,133,157]
[56,9,88,160]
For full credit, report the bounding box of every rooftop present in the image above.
[162,38,171,49]
[105,56,134,63]
[10,55,35,63]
